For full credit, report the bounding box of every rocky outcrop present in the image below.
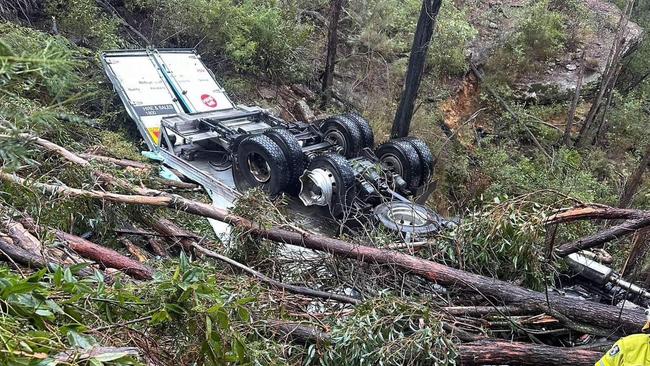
[469,0,644,103]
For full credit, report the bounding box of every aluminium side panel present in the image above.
[101,50,185,150]
[154,50,236,113]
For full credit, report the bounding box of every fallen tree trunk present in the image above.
[1,172,644,335]
[265,321,602,365]
[267,320,331,345]
[443,304,539,317]
[4,220,43,253]
[20,218,153,280]
[546,205,647,224]
[458,340,601,366]
[555,216,650,256]
[0,234,45,269]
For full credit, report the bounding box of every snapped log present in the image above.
[1,171,645,335]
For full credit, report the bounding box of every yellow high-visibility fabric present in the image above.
[596,334,650,366]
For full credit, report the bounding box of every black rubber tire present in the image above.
[397,137,434,185]
[320,115,363,158]
[307,153,357,217]
[264,128,305,194]
[235,134,289,196]
[375,139,423,192]
[344,112,374,148]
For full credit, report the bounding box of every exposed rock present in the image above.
[469,0,644,103]
[257,86,276,100]
[291,84,316,101]
[294,99,315,122]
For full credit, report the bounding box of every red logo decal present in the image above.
[201,94,218,108]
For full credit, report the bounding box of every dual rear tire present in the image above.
[375,137,435,193]
[320,113,374,158]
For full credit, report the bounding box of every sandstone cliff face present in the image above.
[469,0,644,102]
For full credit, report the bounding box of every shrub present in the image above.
[484,0,568,85]
[123,0,312,80]
[319,296,458,365]
[45,0,122,49]
[515,1,567,61]
[438,196,549,289]
[346,0,420,57]
[427,2,477,77]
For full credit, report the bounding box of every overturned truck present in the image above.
[101,48,443,236]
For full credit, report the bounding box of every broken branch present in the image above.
[20,217,153,280]
[555,216,650,257]
[1,171,644,334]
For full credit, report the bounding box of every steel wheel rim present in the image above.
[247,152,271,183]
[325,129,347,155]
[381,153,403,176]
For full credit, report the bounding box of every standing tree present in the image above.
[619,142,650,208]
[562,52,585,146]
[321,0,344,107]
[391,0,442,138]
[576,0,635,147]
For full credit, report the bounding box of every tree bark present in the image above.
[391,0,442,138]
[619,143,650,208]
[320,0,344,107]
[554,216,650,257]
[562,52,585,146]
[443,304,539,317]
[267,320,331,344]
[546,205,647,225]
[78,153,151,170]
[576,0,634,147]
[622,227,650,278]
[0,234,45,269]
[458,340,601,366]
[263,322,602,365]
[20,218,153,280]
[4,220,42,253]
[1,171,645,335]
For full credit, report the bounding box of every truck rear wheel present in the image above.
[344,112,374,148]
[397,137,434,185]
[375,139,423,193]
[264,128,305,194]
[235,134,289,196]
[299,153,357,217]
[320,116,363,158]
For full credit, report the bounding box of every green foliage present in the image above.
[0,265,141,365]
[0,255,298,365]
[319,296,458,365]
[346,0,419,56]
[0,22,82,102]
[515,1,567,61]
[439,196,549,289]
[346,0,475,77]
[484,0,571,86]
[606,92,650,152]
[125,0,311,80]
[45,0,122,49]
[0,23,109,171]
[427,2,477,77]
[477,146,617,204]
[228,189,284,264]
[548,0,592,50]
